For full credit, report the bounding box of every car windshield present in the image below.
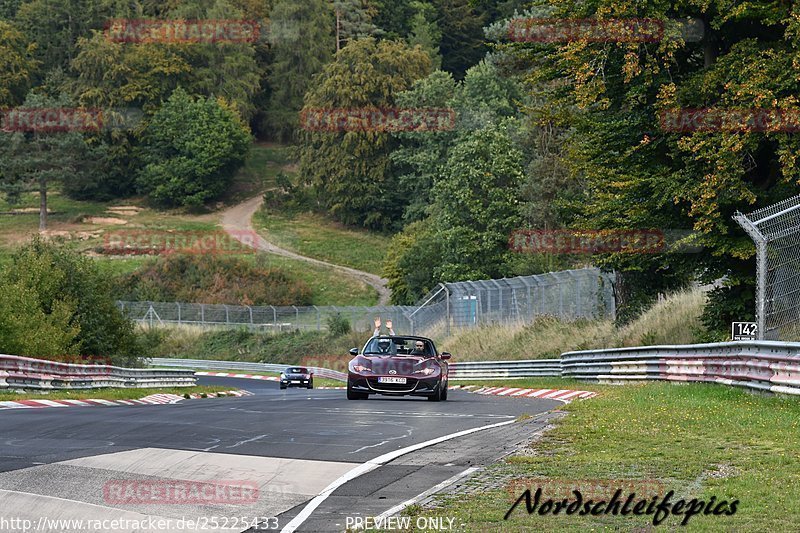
[363,338,432,356]
[287,367,308,374]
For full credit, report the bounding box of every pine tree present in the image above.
[266,0,333,141]
[407,1,442,70]
[332,0,380,52]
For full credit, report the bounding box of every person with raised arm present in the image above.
[373,316,395,336]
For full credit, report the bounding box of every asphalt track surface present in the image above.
[0,376,562,532]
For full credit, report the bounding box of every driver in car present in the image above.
[410,341,427,356]
[376,338,394,354]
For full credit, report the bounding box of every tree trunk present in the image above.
[39,176,47,232]
[336,10,341,53]
[703,19,717,68]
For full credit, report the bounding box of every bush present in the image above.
[0,237,140,365]
[136,88,251,208]
[114,254,313,305]
[326,313,351,337]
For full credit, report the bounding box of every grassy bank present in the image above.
[0,385,230,402]
[253,210,387,276]
[404,381,800,531]
[440,289,707,361]
[153,326,367,363]
[0,144,378,307]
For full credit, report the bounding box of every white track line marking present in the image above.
[280,420,515,533]
[372,467,479,522]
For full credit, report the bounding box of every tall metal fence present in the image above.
[408,268,615,337]
[118,267,615,338]
[735,194,800,340]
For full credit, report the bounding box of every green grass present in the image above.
[0,385,230,402]
[440,289,707,361]
[0,191,109,245]
[253,210,388,276]
[246,253,378,305]
[152,327,367,365]
[402,382,800,531]
[451,377,601,391]
[225,143,297,203]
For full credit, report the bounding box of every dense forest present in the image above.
[2,0,799,338]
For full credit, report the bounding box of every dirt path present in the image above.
[220,195,391,305]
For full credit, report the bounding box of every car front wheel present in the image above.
[427,386,442,402]
[347,383,367,400]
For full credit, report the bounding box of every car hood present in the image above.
[351,355,440,376]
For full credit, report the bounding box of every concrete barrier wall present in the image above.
[0,354,197,390]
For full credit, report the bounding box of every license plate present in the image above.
[378,377,407,384]
[291,380,301,384]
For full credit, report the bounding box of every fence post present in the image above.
[247,305,253,325]
[314,306,320,331]
[224,304,229,324]
[177,302,181,325]
[271,306,277,325]
[201,304,205,325]
[734,211,771,340]
[445,284,450,336]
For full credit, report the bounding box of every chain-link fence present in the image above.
[734,194,800,340]
[118,267,615,339]
[117,301,418,334]
[408,268,615,337]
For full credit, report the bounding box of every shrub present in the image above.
[114,254,312,305]
[326,313,351,337]
[136,88,251,208]
[0,237,140,364]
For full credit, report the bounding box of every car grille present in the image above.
[367,378,418,393]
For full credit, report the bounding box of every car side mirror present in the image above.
[440,352,452,360]
[349,348,359,356]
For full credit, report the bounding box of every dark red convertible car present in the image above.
[346,335,451,401]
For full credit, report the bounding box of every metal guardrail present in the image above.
[150,358,348,382]
[0,354,197,391]
[152,341,800,397]
[149,357,559,382]
[562,341,800,396]
[448,359,561,380]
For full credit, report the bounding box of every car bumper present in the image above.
[348,373,444,397]
[281,379,312,387]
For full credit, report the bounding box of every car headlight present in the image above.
[351,364,372,373]
[414,367,435,375]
